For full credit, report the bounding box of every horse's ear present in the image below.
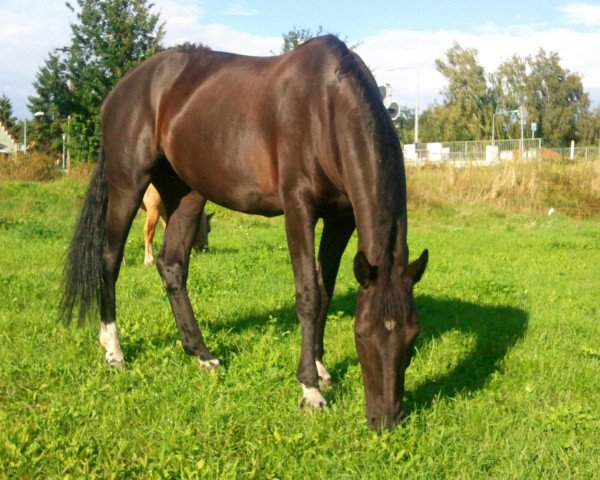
[354,251,378,288]
[404,249,428,285]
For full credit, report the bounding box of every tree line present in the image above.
[1,1,598,162]
[397,42,599,147]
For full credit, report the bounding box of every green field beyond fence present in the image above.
[1,171,599,478]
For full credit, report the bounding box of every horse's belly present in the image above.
[169,155,283,216]
[201,179,282,215]
[166,120,284,215]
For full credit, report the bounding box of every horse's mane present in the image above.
[317,36,406,247]
[313,36,411,327]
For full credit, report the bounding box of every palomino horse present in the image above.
[140,184,213,265]
[60,35,428,430]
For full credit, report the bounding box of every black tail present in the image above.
[59,148,108,325]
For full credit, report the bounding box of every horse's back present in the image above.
[102,36,359,215]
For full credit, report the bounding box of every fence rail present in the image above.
[551,146,600,161]
[403,139,600,165]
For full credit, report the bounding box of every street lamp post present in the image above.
[62,134,67,170]
[492,108,526,158]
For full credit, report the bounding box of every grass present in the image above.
[1,161,600,478]
[407,159,600,217]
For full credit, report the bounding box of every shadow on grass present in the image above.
[205,290,528,411]
[406,294,528,411]
[118,281,527,414]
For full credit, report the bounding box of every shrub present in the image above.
[0,152,60,182]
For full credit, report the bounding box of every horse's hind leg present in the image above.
[101,177,151,365]
[143,200,160,265]
[154,176,218,369]
[315,214,355,387]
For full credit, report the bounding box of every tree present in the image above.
[577,105,600,146]
[279,26,359,54]
[27,53,73,153]
[489,55,528,140]
[65,0,165,160]
[0,94,17,136]
[434,42,493,141]
[526,49,590,146]
[396,106,416,144]
[169,41,210,51]
[490,50,592,146]
[417,102,450,143]
[281,26,324,53]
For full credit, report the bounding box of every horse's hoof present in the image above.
[105,349,125,366]
[318,376,333,389]
[198,357,220,371]
[106,357,125,367]
[300,385,327,410]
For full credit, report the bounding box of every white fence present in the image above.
[552,146,600,161]
[403,139,600,166]
[403,139,543,166]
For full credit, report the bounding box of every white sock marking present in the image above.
[301,384,327,409]
[99,322,124,366]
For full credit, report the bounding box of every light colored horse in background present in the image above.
[140,184,213,265]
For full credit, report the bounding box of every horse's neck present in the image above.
[344,156,408,268]
[333,74,408,268]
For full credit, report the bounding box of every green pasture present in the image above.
[1,177,599,478]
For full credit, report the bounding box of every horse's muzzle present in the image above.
[368,409,407,432]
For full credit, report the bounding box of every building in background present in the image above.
[0,121,18,157]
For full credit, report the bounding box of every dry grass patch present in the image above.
[0,152,59,182]
[407,159,600,217]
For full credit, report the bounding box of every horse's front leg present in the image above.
[283,202,325,409]
[315,213,355,388]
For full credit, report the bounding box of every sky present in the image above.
[1,0,600,120]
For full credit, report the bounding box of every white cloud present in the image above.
[155,0,206,46]
[0,1,72,118]
[193,24,279,55]
[157,0,275,53]
[222,2,259,17]
[558,2,600,27]
[356,26,600,110]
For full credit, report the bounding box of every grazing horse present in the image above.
[140,183,213,265]
[60,35,428,430]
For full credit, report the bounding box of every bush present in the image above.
[0,152,60,182]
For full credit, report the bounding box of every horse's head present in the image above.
[353,249,428,431]
[193,212,214,252]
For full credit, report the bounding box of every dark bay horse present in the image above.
[60,35,428,430]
